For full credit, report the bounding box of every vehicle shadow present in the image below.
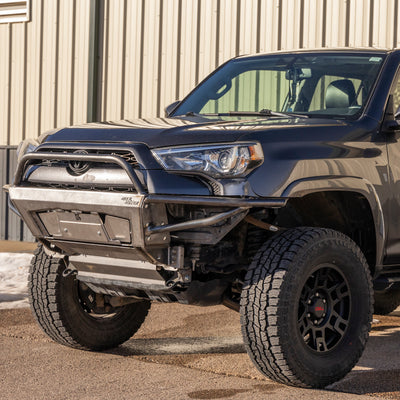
[107,310,400,397]
[0,293,28,302]
[329,317,400,396]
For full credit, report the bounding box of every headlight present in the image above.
[152,142,263,178]
[16,138,39,163]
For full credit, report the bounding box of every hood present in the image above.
[43,116,347,148]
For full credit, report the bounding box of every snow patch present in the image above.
[0,253,32,309]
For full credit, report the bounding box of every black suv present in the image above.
[7,49,400,388]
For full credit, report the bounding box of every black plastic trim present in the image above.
[145,194,287,208]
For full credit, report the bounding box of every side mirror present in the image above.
[383,95,400,132]
[165,101,180,117]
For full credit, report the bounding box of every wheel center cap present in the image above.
[311,299,326,318]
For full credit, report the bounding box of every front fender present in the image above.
[281,176,385,268]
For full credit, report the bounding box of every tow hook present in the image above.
[166,267,192,288]
[62,267,78,278]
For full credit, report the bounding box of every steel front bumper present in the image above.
[8,186,285,293]
[8,186,286,246]
[8,186,173,291]
[8,186,168,247]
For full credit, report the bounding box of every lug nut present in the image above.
[307,313,311,318]
[314,320,318,324]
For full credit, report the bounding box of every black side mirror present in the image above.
[383,95,400,132]
[165,101,180,117]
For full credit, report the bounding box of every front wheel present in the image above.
[28,245,151,350]
[240,227,373,388]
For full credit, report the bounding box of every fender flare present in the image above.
[281,176,385,268]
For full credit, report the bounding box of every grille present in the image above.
[208,180,222,195]
[38,148,139,169]
[24,147,143,192]
[110,151,139,168]
[31,182,136,192]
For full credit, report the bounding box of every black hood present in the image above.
[43,116,346,148]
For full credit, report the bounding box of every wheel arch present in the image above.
[280,176,384,275]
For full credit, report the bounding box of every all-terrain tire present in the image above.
[374,286,400,315]
[28,245,151,350]
[240,227,373,388]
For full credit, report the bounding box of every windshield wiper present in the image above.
[185,109,308,118]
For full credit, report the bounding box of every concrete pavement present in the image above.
[0,241,399,399]
[0,304,399,399]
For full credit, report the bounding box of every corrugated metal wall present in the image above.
[1,0,400,240]
[2,0,400,145]
[0,0,91,147]
[99,0,400,121]
[0,147,34,241]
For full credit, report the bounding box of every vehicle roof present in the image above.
[236,47,398,60]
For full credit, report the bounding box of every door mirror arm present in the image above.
[165,101,181,117]
[383,95,400,132]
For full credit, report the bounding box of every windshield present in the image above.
[172,53,386,119]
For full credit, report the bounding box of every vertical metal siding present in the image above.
[2,0,400,145]
[3,0,400,146]
[302,0,325,49]
[3,0,400,241]
[0,23,11,145]
[1,0,90,241]
[0,147,34,241]
[98,0,400,122]
[123,0,143,119]
[0,148,8,240]
[258,0,281,52]
[1,0,90,147]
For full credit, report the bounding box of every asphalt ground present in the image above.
[1,241,400,399]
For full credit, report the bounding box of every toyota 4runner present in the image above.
[6,49,400,388]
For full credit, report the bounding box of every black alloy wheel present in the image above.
[240,227,373,388]
[298,265,351,353]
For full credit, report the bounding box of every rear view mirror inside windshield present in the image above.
[285,67,312,81]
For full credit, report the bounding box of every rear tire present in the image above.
[374,285,400,315]
[28,245,150,350]
[240,227,373,388]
